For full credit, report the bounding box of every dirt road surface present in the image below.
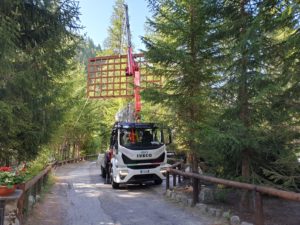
[25,161,222,225]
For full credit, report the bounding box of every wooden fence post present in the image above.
[0,200,4,225]
[32,185,37,206]
[166,171,170,190]
[178,165,181,183]
[173,173,176,188]
[192,177,199,206]
[37,177,42,194]
[24,190,30,216]
[254,190,264,225]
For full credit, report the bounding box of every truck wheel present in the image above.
[112,179,120,189]
[154,179,163,185]
[101,166,106,178]
[110,167,119,189]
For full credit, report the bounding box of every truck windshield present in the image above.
[120,128,163,149]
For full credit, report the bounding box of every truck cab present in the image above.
[107,122,171,188]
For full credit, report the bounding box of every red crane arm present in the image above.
[124,4,141,121]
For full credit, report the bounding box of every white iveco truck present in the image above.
[101,121,171,189]
[97,4,171,188]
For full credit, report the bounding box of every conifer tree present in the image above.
[0,0,81,162]
[143,0,219,178]
[202,0,300,193]
[145,0,300,194]
[103,0,127,54]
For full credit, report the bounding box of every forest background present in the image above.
[0,0,299,192]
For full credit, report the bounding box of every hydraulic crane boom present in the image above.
[124,4,141,121]
[87,5,162,119]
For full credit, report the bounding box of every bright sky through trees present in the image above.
[78,0,150,50]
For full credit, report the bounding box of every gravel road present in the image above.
[25,161,219,225]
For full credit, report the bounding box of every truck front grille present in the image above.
[127,164,160,170]
[122,152,165,164]
[128,174,161,183]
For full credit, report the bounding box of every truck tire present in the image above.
[109,167,119,189]
[101,166,106,178]
[154,179,163,185]
[112,179,120,189]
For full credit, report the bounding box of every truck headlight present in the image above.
[160,167,168,176]
[119,170,129,180]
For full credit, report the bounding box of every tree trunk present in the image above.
[239,0,251,210]
[189,3,200,205]
[5,157,10,167]
[72,143,76,159]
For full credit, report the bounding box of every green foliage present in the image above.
[0,0,81,163]
[103,0,127,53]
[256,153,300,191]
[49,0,132,158]
[144,0,218,154]
[25,147,54,179]
[214,187,232,203]
[1,0,299,192]
[145,0,300,190]
[76,37,102,68]
[205,0,300,187]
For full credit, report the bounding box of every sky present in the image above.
[78,0,151,50]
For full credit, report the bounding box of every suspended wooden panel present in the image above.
[87,53,161,99]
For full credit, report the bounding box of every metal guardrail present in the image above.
[166,161,300,225]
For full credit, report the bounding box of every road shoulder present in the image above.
[24,177,67,225]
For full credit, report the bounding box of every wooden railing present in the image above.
[55,154,98,166]
[17,165,52,221]
[166,161,300,225]
[17,154,97,223]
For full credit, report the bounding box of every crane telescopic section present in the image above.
[124,4,141,121]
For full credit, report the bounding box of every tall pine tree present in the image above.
[201,0,300,193]
[143,0,220,179]
[0,0,81,163]
[103,0,127,54]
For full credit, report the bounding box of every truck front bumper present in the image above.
[112,165,167,184]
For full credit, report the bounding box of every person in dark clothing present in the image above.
[142,130,152,144]
[104,149,113,184]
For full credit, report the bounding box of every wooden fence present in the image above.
[17,154,97,224]
[166,161,300,225]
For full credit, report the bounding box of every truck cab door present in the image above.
[110,130,118,155]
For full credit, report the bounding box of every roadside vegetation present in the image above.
[0,0,299,194]
[142,0,300,193]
